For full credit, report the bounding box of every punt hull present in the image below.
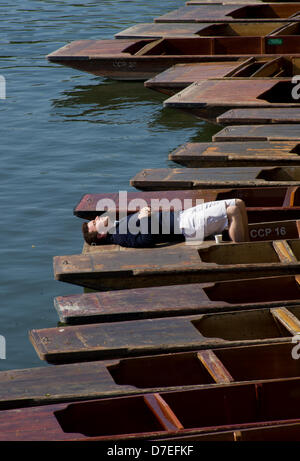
[47,36,300,80]
[154,4,300,23]
[129,166,300,191]
[1,342,300,412]
[169,141,300,167]
[74,187,300,223]
[54,274,300,324]
[4,379,300,440]
[163,79,300,124]
[29,304,300,363]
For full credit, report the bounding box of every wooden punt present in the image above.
[115,21,285,40]
[163,79,300,124]
[145,56,300,96]
[47,36,300,81]
[74,186,300,223]
[154,4,300,23]
[53,238,300,290]
[54,274,300,324]
[169,141,300,167]
[30,304,300,364]
[213,124,300,141]
[130,166,300,190]
[217,108,300,124]
[3,342,300,411]
[4,377,300,440]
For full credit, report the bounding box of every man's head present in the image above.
[82,215,109,245]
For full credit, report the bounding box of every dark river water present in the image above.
[0,0,220,371]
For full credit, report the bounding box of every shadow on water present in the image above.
[51,79,165,109]
[50,78,220,140]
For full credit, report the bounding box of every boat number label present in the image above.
[250,226,287,239]
[113,60,136,70]
[267,38,283,46]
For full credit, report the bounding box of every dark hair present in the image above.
[82,222,107,245]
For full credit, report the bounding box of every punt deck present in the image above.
[54,238,300,290]
[0,342,299,412]
[47,36,300,80]
[217,108,300,124]
[115,21,287,40]
[213,124,300,140]
[163,79,300,124]
[169,141,300,167]
[54,274,300,324]
[154,4,300,23]
[130,166,300,190]
[74,187,300,223]
[30,304,300,364]
[3,377,300,440]
[145,56,300,96]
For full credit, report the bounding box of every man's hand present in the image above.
[138,206,151,219]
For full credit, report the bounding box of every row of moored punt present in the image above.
[5,0,300,441]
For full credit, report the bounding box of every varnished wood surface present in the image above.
[155,4,300,23]
[115,22,215,39]
[54,274,300,324]
[169,141,300,167]
[53,238,300,290]
[213,124,300,141]
[163,80,300,123]
[130,166,300,190]
[3,378,300,440]
[1,342,300,412]
[29,303,300,364]
[217,108,300,125]
[115,21,289,39]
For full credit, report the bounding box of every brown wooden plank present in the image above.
[0,360,134,410]
[29,305,300,364]
[129,166,300,190]
[217,108,300,125]
[270,307,300,335]
[164,79,284,106]
[197,350,234,383]
[154,4,300,23]
[169,141,300,167]
[213,124,300,141]
[144,60,250,91]
[115,23,209,39]
[143,393,184,431]
[272,239,297,262]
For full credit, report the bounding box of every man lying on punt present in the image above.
[82,199,249,248]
